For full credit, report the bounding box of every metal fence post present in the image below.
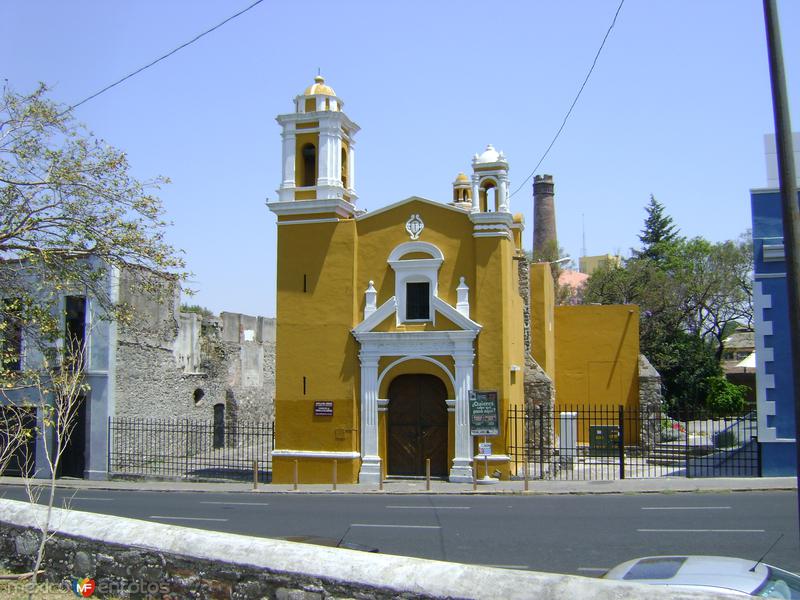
[618,405,625,480]
[684,410,691,478]
[107,416,112,475]
[184,419,189,478]
[538,406,545,480]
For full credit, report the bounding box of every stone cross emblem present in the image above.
[405,214,424,240]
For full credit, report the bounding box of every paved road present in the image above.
[2,486,798,576]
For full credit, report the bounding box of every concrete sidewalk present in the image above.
[1,475,796,495]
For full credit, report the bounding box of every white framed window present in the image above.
[388,241,443,325]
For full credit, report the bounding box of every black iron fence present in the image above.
[507,405,759,480]
[108,417,274,482]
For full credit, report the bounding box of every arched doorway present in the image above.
[387,374,448,477]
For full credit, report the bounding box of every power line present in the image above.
[66,0,265,113]
[509,0,626,199]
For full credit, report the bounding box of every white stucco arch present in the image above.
[387,241,444,262]
[377,355,456,394]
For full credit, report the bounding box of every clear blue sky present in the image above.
[3,1,798,317]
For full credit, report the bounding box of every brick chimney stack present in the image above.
[533,174,557,257]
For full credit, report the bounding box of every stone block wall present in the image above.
[115,280,276,425]
[638,354,663,449]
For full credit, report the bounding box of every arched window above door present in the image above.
[387,241,444,324]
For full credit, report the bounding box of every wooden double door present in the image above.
[387,374,448,477]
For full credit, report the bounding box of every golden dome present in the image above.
[454,172,470,184]
[304,75,336,97]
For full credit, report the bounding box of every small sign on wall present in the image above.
[314,401,334,417]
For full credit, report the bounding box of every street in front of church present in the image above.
[1,483,797,578]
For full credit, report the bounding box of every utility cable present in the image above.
[66,0,265,113]
[509,0,625,199]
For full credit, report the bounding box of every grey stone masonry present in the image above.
[517,256,532,356]
[638,354,663,449]
[0,499,723,600]
[115,274,275,425]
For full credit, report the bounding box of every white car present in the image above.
[603,555,800,598]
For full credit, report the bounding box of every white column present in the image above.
[334,135,343,188]
[358,353,382,483]
[498,173,509,213]
[471,174,480,212]
[348,145,356,193]
[279,126,296,201]
[317,124,333,189]
[450,348,475,482]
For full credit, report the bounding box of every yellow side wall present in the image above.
[529,262,555,378]
[554,304,640,410]
[471,233,523,480]
[273,219,358,483]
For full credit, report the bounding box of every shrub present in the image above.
[704,376,748,417]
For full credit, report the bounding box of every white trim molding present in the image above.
[272,450,361,459]
[356,196,469,221]
[277,218,341,226]
[268,198,357,219]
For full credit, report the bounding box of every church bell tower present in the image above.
[276,75,360,204]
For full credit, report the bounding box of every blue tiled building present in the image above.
[751,188,799,476]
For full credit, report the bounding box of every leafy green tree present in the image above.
[584,197,752,413]
[1,83,186,597]
[636,195,680,263]
[0,83,186,372]
[704,375,748,417]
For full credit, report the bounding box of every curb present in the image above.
[1,477,795,496]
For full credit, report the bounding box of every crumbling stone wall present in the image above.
[517,257,532,356]
[115,272,275,425]
[638,354,663,449]
[518,257,556,477]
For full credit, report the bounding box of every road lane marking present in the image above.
[386,505,470,510]
[484,564,529,570]
[149,516,229,522]
[641,506,731,510]
[638,529,764,533]
[351,523,441,529]
[200,501,270,506]
[70,497,113,501]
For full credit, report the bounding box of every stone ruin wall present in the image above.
[114,271,275,426]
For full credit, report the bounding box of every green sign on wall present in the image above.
[469,390,499,436]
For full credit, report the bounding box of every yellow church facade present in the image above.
[268,77,527,483]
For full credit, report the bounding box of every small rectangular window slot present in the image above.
[303,376,307,395]
[303,274,307,293]
[406,281,430,320]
